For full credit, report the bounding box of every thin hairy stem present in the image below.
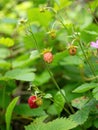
[26,26,75,114]
[78,40,97,82]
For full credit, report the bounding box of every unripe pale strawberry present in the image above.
[28,95,38,109]
[36,97,43,106]
[43,51,53,63]
[49,30,56,39]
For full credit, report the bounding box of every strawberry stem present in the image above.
[27,26,75,115]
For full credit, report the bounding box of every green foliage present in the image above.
[72,96,89,109]
[73,83,97,93]
[25,117,78,130]
[0,48,10,59]
[33,71,50,86]
[28,8,52,26]
[4,68,35,81]
[54,90,65,114]
[0,0,98,130]
[92,87,98,100]
[0,59,11,70]
[14,104,46,117]
[5,96,20,130]
[0,37,14,47]
[70,99,96,125]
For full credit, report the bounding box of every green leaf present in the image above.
[94,118,98,128]
[51,50,67,66]
[25,117,78,130]
[0,60,11,69]
[14,104,46,117]
[0,48,10,59]
[30,50,40,59]
[84,30,98,35]
[28,8,51,26]
[4,69,35,81]
[92,87,98,100]
[60,56,83,66]
[0,37,14,47]
[54,0,72,10]
[47,104,58,115]
[33,71,50,86]
[44,93,52,99]
[70,99,96,125]
[71,96,89,109]
[70,107,90,125]
[54,90,65,114]
[5,96,20,130]
[73,83,97,93]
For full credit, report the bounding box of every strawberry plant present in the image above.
[0,0,98,130]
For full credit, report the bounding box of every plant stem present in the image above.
[87,2,98,25]
[49,96,71,115]
[78,40,97,82]
[2,86,6,109]
[28,28,75,114]
[45,63,74,114]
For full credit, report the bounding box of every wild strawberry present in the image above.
[49,30,56,39]
[36,97,43,106]
[28,95,38,109]
[43,51,53,63]
[68,46,77,56]
[47,30,56,39]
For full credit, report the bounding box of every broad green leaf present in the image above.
[70,99,96,125]
[71,96,89,109]
[92,87,98,100]
[4,69,35,81]
[47,104,58,115]
[70,107,90,125]
[73,83,97,93]
[54,0,72,10]
[0,48,10,59]
[30,50,40,59]
[24,31,45,49]
[0,37,14,47]
[63,84,83,102]
[84,30,98,35]
[51,50,68,66]
[0,60,11,69]
[25,117,77,130]
[12,57,39,68]
[28,8,52,26]
[44,93,52,99]
[94,118,98,128]
[60,56,83,66]
[54,90,65,114]
[14,104,46,117]
[5,96,19,130]
[12,52,39,68]
[33,71,50,86]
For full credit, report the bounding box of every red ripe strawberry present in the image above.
[43,52,53,63]
[28,95,38,109]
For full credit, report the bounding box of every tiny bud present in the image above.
[48,30,56,39]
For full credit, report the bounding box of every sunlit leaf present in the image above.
[5,96,20,130]
[0,37,14,47]
[73,83,97,93]
[5,69,35,81]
